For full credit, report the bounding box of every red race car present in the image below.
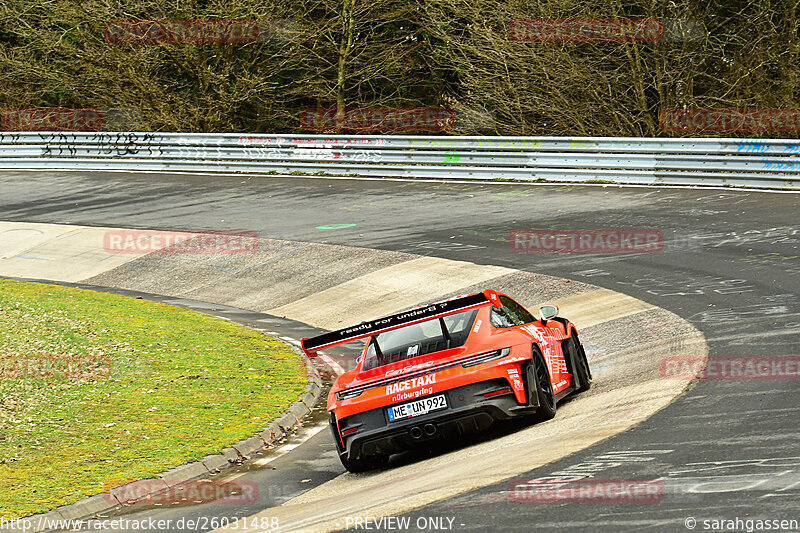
[301,289,591,472]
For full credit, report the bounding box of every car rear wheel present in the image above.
[339,452,389,473]
[572,332,592,393]
[527,347,556,422]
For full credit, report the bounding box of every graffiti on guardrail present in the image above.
[736,141,770,153]
[241,146,382,162]
[0,134,797,189]
[764,161,800,170]
[236,137,387,147]
[39,133,77,157]
[37,133,165,157]
[91,133,163,156]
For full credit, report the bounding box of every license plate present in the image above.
[387,394,447,422]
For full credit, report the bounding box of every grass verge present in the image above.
[0,279,307,519]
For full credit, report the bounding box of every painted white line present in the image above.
[304,425,327,438]
[280,336,302,346]
[245,426,328,468]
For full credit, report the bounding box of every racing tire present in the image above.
[338,453,390,473]
[572,331,592,393]
[528,347,557,423]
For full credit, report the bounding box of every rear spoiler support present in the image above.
[301,289,501,358]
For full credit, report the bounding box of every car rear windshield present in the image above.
[362,308,479,371]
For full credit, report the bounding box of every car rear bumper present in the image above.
[334,379,535,460]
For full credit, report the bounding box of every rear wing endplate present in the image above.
[300,289,501,358]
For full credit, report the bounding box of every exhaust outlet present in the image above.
[409,426,423,439]
[423,423,437,436]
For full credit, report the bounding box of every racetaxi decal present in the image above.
[521,324,568,373]
[385,360,436,377]
[473,319,482,333]
[507,367,524,392]
[386,374,436,395]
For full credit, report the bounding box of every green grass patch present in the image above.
[0,279,307,519]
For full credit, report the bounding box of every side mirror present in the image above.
[539,305,559,321]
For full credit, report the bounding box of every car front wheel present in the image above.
[527,347,557,422]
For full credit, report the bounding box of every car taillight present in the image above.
[336,389,364,401]
[462,347,511,368]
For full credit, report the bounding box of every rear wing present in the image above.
[300,289,501,358]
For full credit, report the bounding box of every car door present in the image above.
[497,295,572,393]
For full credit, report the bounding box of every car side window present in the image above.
[490,306,517,328]
[500,295,535,324]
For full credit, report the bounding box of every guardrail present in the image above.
[0,132,798,189]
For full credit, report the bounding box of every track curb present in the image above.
[4,338,324,533]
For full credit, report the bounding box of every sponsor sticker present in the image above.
[386,374,436,395]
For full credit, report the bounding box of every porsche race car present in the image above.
[301,289,591,472]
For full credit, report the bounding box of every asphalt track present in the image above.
[0,172,799,532]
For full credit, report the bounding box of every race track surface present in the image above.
[0,172,798,532]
